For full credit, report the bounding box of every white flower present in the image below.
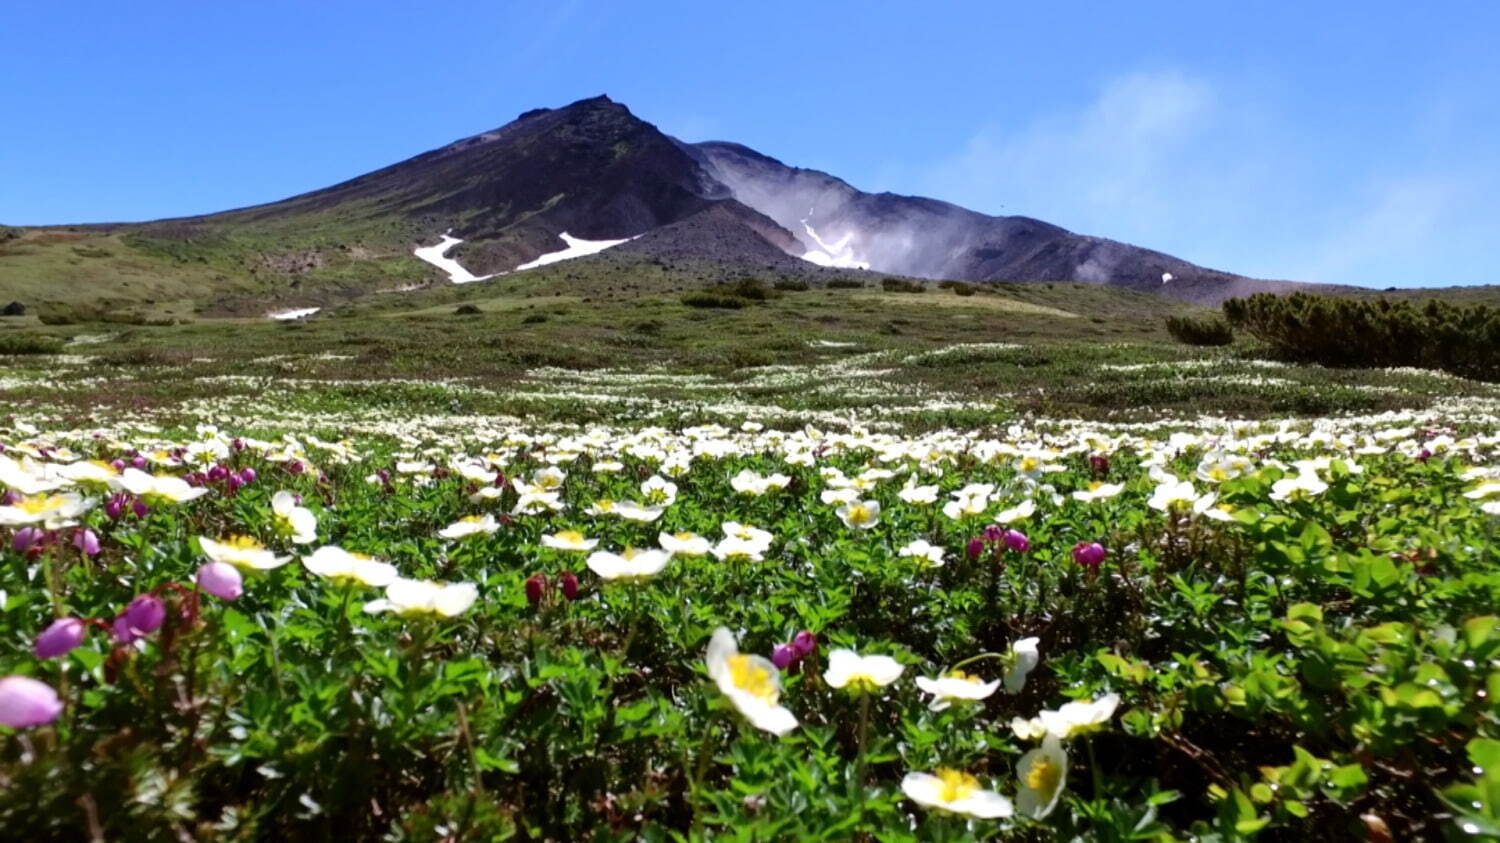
[659,531,711,557]
[511,489,563,515]
[901,769,1013,819]
[824,648,905,692]
[897,539,946,567]
[992,498,1035,524]
[705,627,798,736]
[1016,735,1068,819]
[614,501,665,523]
[915,670,1000,711]
[592,460,624,473]
[302,545,398,587]
[1071,481,1124,503]
[942,484,994,520]
[0,491,94,528]
[1269,470,1329,502]
[1147,478,1197,512]
[363,578,478,618]
[271,491,318,545]
[530,466,566,490]
[640,476,678,506]
[1011,715,1047,741]
[119,468,209,504]
[540,530,598,552]
[730,469,789,496]
[835,499,881,530]
[1005,637,1041,694]
[1038,693,1119,739]
[586,547,670,581]
[898,482,939,505]
[712,535,766,562]
[1192,493,1236,522]
[1463,481,1500,500]
[0,454,69,494]
[199,535,292,571]
[820,488,860,506]
[438,514,498,540]
[56,460,123,491]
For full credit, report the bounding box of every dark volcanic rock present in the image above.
[2,301,25,316]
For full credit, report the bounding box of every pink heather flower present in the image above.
[232,438,246,452]
[124,594,166,635]
[792,629,817,657]
[240,467,258,483]
[34,617,87,659]
[966,538,986,561]
[196,562,243,600]
[111,614,139,644]
[287,461,305,476]
[72,528,101,557]
[109,459,127,471]
[1090,454,1110,476]
[0,676,64,728]
[981,524,1004,543]
[1003,529,1030,553]
[207,465,229,482]
[132,499,150,519]
[771,643,798,670]
[0,490,20,506]
[130,455,147,470]
[12,526,45,554]
[558,571,580,601]
[1072,541,1107,570]
[105,493,127,520]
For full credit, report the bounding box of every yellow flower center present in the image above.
[944,669,978,683]
[556,529,585,544]
[1210,467,1229,481]
[224,535,264,550]
[674,532,697,542]
[460,515,484,524]
[90,459,119,474]
[595,499,615,511]
[846,505,872,524]
[727,654,778,703]
[1026,757,1062,795]
[1019,458,1039,472]
[537,475,561,489]
[935,768,979,803]
[15,494,63,514]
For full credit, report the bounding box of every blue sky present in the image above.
[3,1,1496,287]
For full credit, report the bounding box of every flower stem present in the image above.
[1087,734,1104,800]
[852,692,871,822]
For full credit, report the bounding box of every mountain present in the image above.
[0,94,1341,317]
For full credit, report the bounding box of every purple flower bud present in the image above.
[111,614,139,644]
[12,526,44,554]
[1089,454,1110,476]
[793,629,817,656]
[185,473,204,487]
[981,524,1004,543]
[34,617,87,659]
[196,561,243,600]
[239,467,258,483]
[232,438,246,452]
[0,490,20,506]
[287,461,305,476]
[207,465,229,482]
[771,643,797,669]
[109,459,126,471]
[966,538,985,561]
[226,475,244,493]
[105,493,126,520]
[1003,529,1030,553]
[130,455,147,470]
[132,499,150,519]
[1072,541,1107,570]
[1417,449,1432,462]
[123,594,166,635]
[0,675,64,728]
[558,571,580,601]
[72,528,101,557]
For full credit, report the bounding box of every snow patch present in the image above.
[799,216,870,270]
[514,232,633,272]
[267,307,320,321]
[414,234,494,284]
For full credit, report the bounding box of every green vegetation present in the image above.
[1165,314,1235,346]
[1225,292,1500,380]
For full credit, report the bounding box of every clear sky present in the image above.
[3,1,1496,288]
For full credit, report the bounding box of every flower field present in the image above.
[1,404,1498,841]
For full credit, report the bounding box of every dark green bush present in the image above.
[521,312,549,324]
[1165,315,1235,346]
[0,333,64,354]
[825,279,864,290]
[880,278,925,293]
[1223,292,1500,380]
[772,279,810,292]
[681,291,746,309]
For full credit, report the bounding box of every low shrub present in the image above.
[0,333,64,354]
[825,279,864,290]
[772,279,810,292]
[881,278,925,293]
[1165,315,1235,346]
